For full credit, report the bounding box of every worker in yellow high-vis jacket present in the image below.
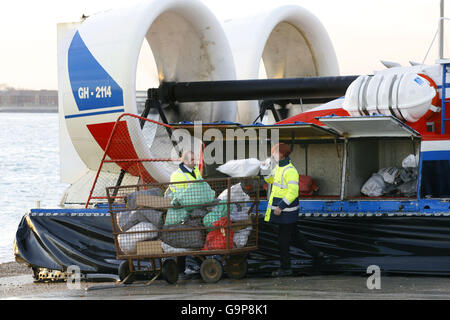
[166,150,202,280]
[264,143,329,277]
[166,150,202,197]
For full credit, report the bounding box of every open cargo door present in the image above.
[240,123,340,141]
[317,115,420,138]
[171,122,340,141]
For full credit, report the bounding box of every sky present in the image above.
[0,0,447,90]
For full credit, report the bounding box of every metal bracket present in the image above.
[254,100,281,123]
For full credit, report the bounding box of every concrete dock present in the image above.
[2,272,450,300]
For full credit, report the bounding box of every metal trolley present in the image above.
[106,176,260,284]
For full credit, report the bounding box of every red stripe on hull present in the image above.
[87,121,154,183]
[276,108,350,126]
[421,135,450,141]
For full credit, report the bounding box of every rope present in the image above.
[422,28,439,65]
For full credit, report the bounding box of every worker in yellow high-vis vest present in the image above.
[166,150,202,280]
[264,143,329,277]
[166,150,202,197]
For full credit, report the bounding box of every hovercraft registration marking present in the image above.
[78,86,112,99]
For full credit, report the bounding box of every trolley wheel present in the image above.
[118,260,135,284]
[225,255,248,280]
[162,259,179,284]
[200,258,223,283]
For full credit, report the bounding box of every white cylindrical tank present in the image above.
[223,5,340,124]
[343,71,437,123]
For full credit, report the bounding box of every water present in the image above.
[0,112,69,263]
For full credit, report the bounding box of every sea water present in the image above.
[0,112,69,263]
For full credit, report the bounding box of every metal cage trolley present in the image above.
[106,177,260,284]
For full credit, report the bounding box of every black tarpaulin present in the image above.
[14,210,450,276]
[15,211,119,274]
